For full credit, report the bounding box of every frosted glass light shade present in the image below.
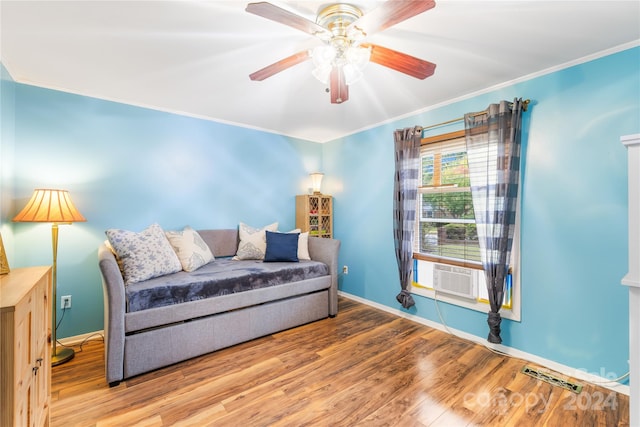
[311,44,370,86]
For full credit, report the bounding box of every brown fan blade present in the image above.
[363,43,436,80]
[246,2,332,39]
[330,67,348,104]
[249,50,310,81]
[347,0,436,37]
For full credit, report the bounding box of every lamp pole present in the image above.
[51,222,74,366]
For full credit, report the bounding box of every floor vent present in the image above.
[521,366,583,394]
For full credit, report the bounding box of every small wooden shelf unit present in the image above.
[296,194,333,238]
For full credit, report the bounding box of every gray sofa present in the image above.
[98,229,340,386]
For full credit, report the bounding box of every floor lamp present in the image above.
[13,189,86,366]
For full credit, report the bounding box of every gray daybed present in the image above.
[98,229,340,386]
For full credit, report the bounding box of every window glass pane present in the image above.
[416,137,481,264]
[421,155,434,186]
[418,221,480,262]
[421,192,475,220]
[441,151,470,186]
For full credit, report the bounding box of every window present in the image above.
[414,131,480,267]
[411,130,521,321]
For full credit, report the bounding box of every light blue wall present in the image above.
[325,46,640,382]
[1,64,16,256]
[3,46,638,383]
[7,84,323,338]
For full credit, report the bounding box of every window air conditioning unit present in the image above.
[433,264,477,300]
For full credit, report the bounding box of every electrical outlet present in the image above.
[61,295,72,309]
[342,265,349,275]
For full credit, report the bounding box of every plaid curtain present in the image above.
[464,98,524,344]
[393,126,422,309]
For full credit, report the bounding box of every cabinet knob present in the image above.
[36,358,43,366]
[32,366,39,375]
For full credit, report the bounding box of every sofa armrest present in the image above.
[308,237,341,316]
[98,244,126,385]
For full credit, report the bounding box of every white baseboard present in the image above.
[58,330,105,346]
[338,291,630,396]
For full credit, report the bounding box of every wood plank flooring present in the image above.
[51,297,629,426]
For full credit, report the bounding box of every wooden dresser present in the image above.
[1,266,52,427]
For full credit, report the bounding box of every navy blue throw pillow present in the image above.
[264,231,299,262]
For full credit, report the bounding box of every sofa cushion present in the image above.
[297,231,310,260]
[106,223,182,285]
[233,222,278,260]
[264,231,299,262]
[287,229,310,260]
[124,258,329,312]
[197,229,239,258]
[124,274,331,335]
[165,226,215,272]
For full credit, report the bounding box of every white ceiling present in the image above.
[1,1,639,143]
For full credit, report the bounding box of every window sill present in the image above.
[410,282,521,322]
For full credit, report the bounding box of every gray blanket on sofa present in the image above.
[126,259,329,312]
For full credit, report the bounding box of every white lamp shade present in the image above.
[310,173,324,194]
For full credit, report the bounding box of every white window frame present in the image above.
[411,130,521,322]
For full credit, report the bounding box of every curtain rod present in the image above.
[422,99,530,131]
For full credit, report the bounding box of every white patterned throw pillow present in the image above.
[165,226,215,272]
[233,222,278,260]
[105,223,182,285]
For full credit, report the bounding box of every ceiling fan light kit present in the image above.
[311,44,370,85]
[246,1,437,104]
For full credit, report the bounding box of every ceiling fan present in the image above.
[246,1,437,104]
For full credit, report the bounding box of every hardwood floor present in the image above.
[51,297,629,426]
